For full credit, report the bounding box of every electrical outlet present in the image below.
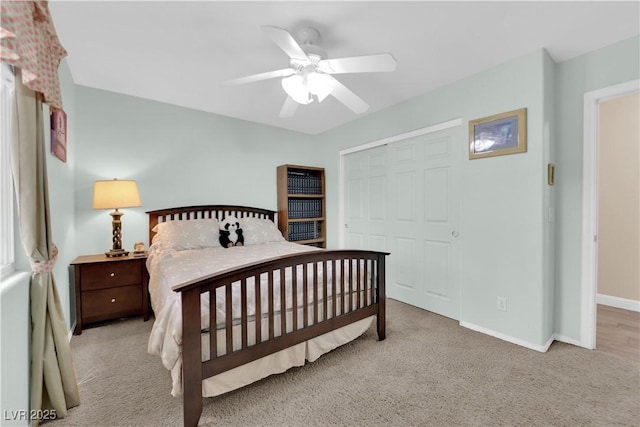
[497,296,507,312]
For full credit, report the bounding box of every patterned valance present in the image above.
[0,0,67,110]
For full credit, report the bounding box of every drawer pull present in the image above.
[110,298,116,303]
[110,272,115,277]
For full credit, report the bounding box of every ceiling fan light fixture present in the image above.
[307,72,333,102]
[281,74,313,105]
[230,25,394,115]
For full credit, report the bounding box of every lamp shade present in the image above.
[307,72,334,102]
[93,179,141,210]
[281,74,312,105]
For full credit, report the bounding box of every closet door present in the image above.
[344,145,388,252]
[344,125,461,320]
[388,127,460,320]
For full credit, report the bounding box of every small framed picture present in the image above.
[469,108,527,159]
[50,109,67,162]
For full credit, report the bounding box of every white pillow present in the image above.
[152,218,220,250]
[239,217,285,245]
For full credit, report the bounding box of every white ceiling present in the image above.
[49,1,639,135]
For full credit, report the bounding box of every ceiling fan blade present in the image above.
[261,26,309,61]
[225,68,294,85]
[318,53,397,74]
[327,77,369,114]
[279,96,299,118]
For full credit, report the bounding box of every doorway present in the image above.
[581,80,639,350]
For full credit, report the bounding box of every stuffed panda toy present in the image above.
[219,216,244,248]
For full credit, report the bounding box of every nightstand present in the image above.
[71,254,149,335]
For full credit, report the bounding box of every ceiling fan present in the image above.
[225,25,397,118]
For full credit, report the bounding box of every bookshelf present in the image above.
[277,164,326,248]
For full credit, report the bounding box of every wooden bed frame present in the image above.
[147,205,388,427]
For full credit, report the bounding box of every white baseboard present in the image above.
[597,294,640,312]
[552,333,584,348]
[459,321,554,353]
[68,321,76,342]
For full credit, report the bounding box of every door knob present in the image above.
[451,230,459,238]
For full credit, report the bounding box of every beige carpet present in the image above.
[47,299,639,427]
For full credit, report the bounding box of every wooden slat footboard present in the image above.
[174,249,388,427]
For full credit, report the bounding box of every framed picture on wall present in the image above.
[468,108,527,159]
[50,109,67,162]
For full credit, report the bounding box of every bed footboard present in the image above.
[174,249,388,427]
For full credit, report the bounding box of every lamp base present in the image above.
[105,248,129,258]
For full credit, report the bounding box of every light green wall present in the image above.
[0,272,30,426]
[318,49,551,347]
[73,87,318,255]
[554,35,640,340]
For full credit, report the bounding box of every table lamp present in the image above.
[93,179,141,257]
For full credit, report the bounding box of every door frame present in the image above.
[338,118,462,246]
[581,79,639,349]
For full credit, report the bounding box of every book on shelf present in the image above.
[287,199,322,219]
[287,170,322,195]
[288,221,322,241]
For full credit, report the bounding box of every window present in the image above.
[1,62,15,277]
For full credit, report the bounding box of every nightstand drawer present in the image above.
[81,261,142,290]
[81,285,142,322]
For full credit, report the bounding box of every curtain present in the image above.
[1,1,67,110]
[10,69,80,426]
[2,1,80,424]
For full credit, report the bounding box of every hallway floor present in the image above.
[596,304,640,362]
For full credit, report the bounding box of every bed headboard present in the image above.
[146,205,276,245]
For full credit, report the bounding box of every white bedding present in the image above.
[146,241,374,397]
